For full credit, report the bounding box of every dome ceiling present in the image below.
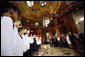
[9,1,61,22]
[8,1,78,29]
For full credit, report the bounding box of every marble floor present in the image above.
[33,44,81,56]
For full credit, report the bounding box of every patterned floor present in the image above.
[33,44,80,56]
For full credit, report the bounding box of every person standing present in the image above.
[18,28,29,55]
[13,21,24,56]
[68,32,78,49]
[52,36,54,47]
[57,36,61,47]
[54,36,58,47]
[60,35,64,47]
[66,34,73,48]
[1,2,23,56]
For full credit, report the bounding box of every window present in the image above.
[43,17,50,27]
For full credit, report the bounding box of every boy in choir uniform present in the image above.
[18,28,28,54]
[1,2,23,56]
[22,29,34,56]
[13,21,25,56]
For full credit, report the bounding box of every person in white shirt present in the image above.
[35,36,41,47]
[1,2,21,56]
[1,2,23,56]
[57,37,61,47]
[57,37,60,42]
[22,29,34,56]
[18,28,34,56]
[23,30,31,51]
[66,34,73,49]
[13,22,22,56]
[29,34,34,44]
[37,38,41,46]
[18,27,28,54]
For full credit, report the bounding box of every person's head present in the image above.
[50,36,51,38]
[14,21,22,28]
[66,33,69,36]
[23,28,27,34]
[27,30,30,36]
[18,27,24,35]
[1,2,18,22]
[30,34,33,37]
[53,36,55,38]
[33,38,36,42]
[68,32,71,36]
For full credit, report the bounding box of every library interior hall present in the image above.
[1,1,84,56]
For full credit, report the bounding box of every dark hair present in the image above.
[33,38,36,42]
[18,27,24,32]
[24,33,26,35]
[1,1,18,16]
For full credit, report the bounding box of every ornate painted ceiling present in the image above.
[8,1,78,29]
[9,1,61,22]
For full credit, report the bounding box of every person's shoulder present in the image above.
[1,16,12,22]
[1,16,11,19]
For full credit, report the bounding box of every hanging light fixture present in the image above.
[26,1,34,7]
[41,2,46,7]
[35,22,38,26]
